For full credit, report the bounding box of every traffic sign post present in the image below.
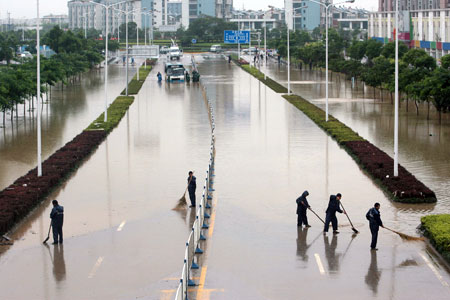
[224,30,250,44]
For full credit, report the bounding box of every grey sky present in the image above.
[0,0,375,19]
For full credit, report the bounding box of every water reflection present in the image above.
[296,227,309,261]
[45,244,66,282]
[323,234,340,273]
[365,250,381,295]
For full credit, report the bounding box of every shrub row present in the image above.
[240,65,288,94]
[283,94,436,203]
[0,63,152,236]
[421,215,450,263]
[0,131,106,235]
[121,65,153,95]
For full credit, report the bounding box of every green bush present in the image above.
[283,94,364,143]
[121,65,152,95]
[241,65,288,93]
[86,96,134,133]
[421,214,450,263]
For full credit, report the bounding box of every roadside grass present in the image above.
[241,64,288,93]
[86,96,134,133]
[421,215,450,263]
[121,65,152,95]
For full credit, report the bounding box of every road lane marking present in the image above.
[163,277,200,281]
[314,253,326,275]
[196,266,208,300]
[88,256,104,279]
[117,220,126,232]
[419,252,449,288]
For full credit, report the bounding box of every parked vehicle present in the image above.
[164,62,184,73]
[210,44,222,53]
[160,46,169,54]
[168,46,182,60]
[243,47,257,54]
[166,67,186,82]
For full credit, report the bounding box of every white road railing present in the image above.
[174,81,216,300]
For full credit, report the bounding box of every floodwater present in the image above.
[188,56,450,299]
[260,58,450,229]
[0,56,211,299]
[0,61,138,190]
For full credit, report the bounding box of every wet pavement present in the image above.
[0,54,449,299]
[260,58,450,232]
[0,56,211,299]
[190,56,450,299]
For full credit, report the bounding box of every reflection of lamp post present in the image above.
[36,0,42,176]
[301,0,355,120]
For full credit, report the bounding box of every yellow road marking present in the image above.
[117,220,126,232]
[196,266,208,300]
[163,276,200,281]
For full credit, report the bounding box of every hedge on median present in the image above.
[282,94,436,203]
[121,65,153,95]
[421,215,450,263]
[240,64,288,94]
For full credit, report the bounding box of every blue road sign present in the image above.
[224,30,250,44]
[192,39,197,44]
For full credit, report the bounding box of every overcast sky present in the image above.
[0,0,376,19]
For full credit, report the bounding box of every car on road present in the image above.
[166,66,186,82]
[168,46,182,60]
[160,46,169,54]
[210,44,222,53]
[243,47,257,54]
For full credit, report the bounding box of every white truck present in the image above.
[168,46,182,61]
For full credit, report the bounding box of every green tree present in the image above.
[380,41,408,59]
[421,68,450,123]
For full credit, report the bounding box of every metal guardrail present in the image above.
[175,82,216,300]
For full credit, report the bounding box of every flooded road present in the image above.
[0,62,138,190]
[191,56,450,299]
[259,58,450,231]
[0,57,211,299]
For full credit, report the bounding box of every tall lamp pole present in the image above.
[394,0,399,176]
[36,0,42,176]
[301,0,354,121]
[87,0,128,121]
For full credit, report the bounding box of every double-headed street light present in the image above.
[300,0,354,120]
[113,6,145,96]
[84,0,129,122]
[36,0,42,176]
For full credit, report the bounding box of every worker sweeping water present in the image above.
[324,193,345,234]
[50,200,64,245]
[366,202,383,250]
[296,191,311,228]
[157,72,162,82]
[187,171,196,207]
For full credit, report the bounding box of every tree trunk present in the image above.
[373,87,376,100]
[380,89,383,102]
[427,101,430,120]
[414,100,419,116]
[390,92,393,104]
[406,95,409,112]
[16,103,18,118]
[439,110,442,124]
[2,109,5,126]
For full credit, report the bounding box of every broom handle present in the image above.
[308,207,325,224]
[339,202,355,228]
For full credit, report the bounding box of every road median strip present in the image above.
[0,63,153,237]
[421,215,450,264]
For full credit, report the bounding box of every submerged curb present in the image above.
[0,64,153,236]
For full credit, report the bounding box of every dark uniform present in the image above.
[188,175,197,207]
[366,207,383,249]
[50,204,64,244]
[324,195,343,233]
[296,191,310,227]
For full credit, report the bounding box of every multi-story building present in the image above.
[369,6,450,59]
[378,0,450,11]
[230,9,282,31]
[332,6,368,35]
[285,0,323,31]
[68,0,142,36]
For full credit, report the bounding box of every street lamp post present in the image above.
[394,0,399,176]
[87,0,128,121]
[300,0,354,121]
[36,0,42,176]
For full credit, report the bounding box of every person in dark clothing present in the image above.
[366,203,383,250]
[50,200,64,244]
[277,54,281,64]
[296,191,311,227]
[187,171,196,207]
[324,193,345,234]
[228,55,232,63]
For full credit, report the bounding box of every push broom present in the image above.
[340,201,359,234]
[383,226,424,241]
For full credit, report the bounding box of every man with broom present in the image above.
[324,193,345,234]
[366,203,383,250]
[188,171,197,208]
[296,191,311,227]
